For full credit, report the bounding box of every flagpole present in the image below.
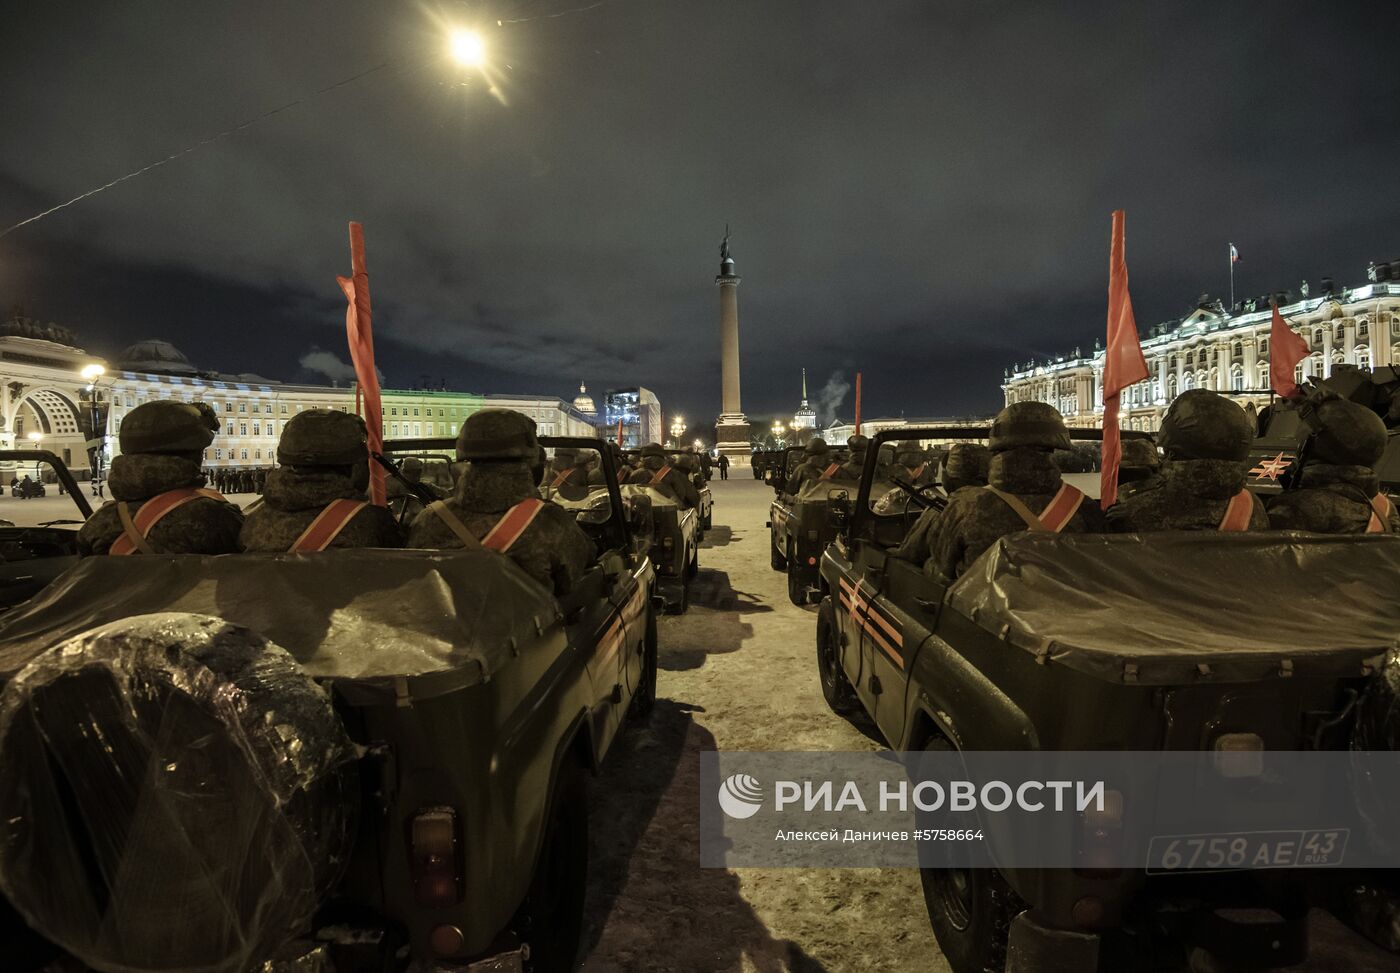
[1229,243,1235,310]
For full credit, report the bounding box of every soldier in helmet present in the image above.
[627,443,700,509]
[408,409,593,594]
[893,440,938,488]
[1116,438,1163,502]
[838,434,871,480]
[589,442,628,488]
[543,447,592,501]
[78,401,244,556]
[889,443,991,561]
[241,410,402,552]
[1108,390,1268,532]
[926,403,1104,581]
[785,438,841,497]
[1266,397,1399,533]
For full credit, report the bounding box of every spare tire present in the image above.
[0,613,359,973]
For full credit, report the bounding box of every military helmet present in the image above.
[1119,437,1161,472]
[846,434,870,453]
[1308,397,1388,467]
[1157,390,1252,462]
[456,408,538,462]
[639,442,666,460]
[553,447,578,466]
[943,443,990,489]
[277,409,368,467]
[804,437,830,457]
[988,402,1072,453]
[119,400,220,456]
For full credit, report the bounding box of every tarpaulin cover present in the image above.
[0,549,561,700]
[0,614,359,973]
[946,531,1400,684]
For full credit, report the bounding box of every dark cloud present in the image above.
[1,0,1397,431]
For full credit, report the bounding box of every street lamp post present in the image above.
[669,415,686,448]
[771,421,786,448]
[81,364,108,498]
[25,431,42,482]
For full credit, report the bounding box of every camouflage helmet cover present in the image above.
[119,400,220,455]
[943,442,991,488]
[456,408,539,462]
[639,442,666,459]
[1157,390,1252,462]
[277,409,368,467]
[804,437,830,457]
[846,434,870,453]
[1309,396,1387,467]
[988,402,1072,453]
[1118,436,1161,471]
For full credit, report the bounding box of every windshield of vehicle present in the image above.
[0,451,94,526]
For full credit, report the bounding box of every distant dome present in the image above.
[118,339,197,375]
[573,381,597,415]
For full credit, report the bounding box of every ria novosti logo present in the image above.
[717,773,764,819]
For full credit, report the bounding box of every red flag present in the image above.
[854,371,863,434]
[616,419,624,448]
[337,222,385,506]
[1099,210,1150,510]
[1268,301,1310,399]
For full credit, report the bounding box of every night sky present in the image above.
[2,1,1398,433]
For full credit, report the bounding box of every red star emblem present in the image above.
[1249,452,1293,481]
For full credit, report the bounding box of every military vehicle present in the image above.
[815,424,1392,972]
[0,451,91,612]
[769,444,895,607]
[665,448,714,536]
[0,436,658,973]
[1247,367,1400,498]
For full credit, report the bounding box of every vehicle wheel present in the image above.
[816,596,858,714]
[703,509,713,530]
[629,610,658,721]
[786,545,807,607]
[517,759,588,973]
[918,737,1024,973]
[770,535,787,571]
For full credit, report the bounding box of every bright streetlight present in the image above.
[450,29,487,68]
[26,431,41,444]
[80,363,105,382]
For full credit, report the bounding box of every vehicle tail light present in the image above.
[1214,733,1265,778]
[409,806,462,906]
[1075,789,1123,876]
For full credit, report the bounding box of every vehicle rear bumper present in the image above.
[1006,911,1100,973]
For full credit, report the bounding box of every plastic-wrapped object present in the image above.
[0,613,359,973]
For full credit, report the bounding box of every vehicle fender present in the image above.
[900,639,1039,752]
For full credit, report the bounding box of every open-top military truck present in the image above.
[665,448,713,536]
[0,436,658,973]
[0,450,91,612]
[815,424,1399,973]
[769,444,896,607]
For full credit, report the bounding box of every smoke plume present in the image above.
[814,371,851,423]
[299,348,357,384]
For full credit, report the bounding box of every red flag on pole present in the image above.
[1099,210,1150,510]
[1268,301,1310,400]
[338,222,385,506]
[854,372,863,435]
[616,419,624,448]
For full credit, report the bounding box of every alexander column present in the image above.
[714,227,751,467]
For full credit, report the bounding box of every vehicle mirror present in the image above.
[829,491,851,535]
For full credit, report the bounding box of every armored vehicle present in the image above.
[815,425,1394,972]
[0,451,91,612]
[770,445,895,607]
[0,436,658,973]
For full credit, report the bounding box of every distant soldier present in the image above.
[241,410,402,552]
[588,442,629,488]
[1115,438,1163,502]
[838,434,871,480]
[628,442,700,509]
[543,447,592,502]
[78,401,243,556]
[889,443,990,562]
[785,438,841,497]
[408,409,593,594]
[893,440,938,488]
[386,456,443,525]
[1267,397,1399,533]
[1108,390,1268,532]
[927,403,1104,581]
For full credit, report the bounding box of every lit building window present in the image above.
[239,423,247,436]
[240,449,248,460]
[225,402,232,412]
[239,403,246,412]
[281,404,288,413]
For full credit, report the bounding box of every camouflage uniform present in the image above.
[588,443,628,487]
[890,443,991,562]
[838,435,871,480]
[1115,437,1163,502]
[1267,398,1399,533]
[544,448,593,501]
[893,441,938,488]
[627,443,700,509]
[241,410,402,551]
[927,404,1105,581]
[408,409,593,594]
[785,439,837,496]
[78,401,244,556]
[1108,390,1269,532]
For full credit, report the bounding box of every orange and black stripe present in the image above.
[837,575,905,670]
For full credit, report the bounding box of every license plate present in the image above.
[1146,829,1349,874]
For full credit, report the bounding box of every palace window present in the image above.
[239,423,247,436]
[215,448,223,460]
[281,404,288,413]
[240,449,248,460]
[252,422,260,436]
[438,409,444,417]
[1358,348,1372,370]
[390,407,397,416]
[413,408,420,417]
[1232,342,1243,358]
[226,421,234,436]
[255,449,262,459]
[239,403,246,412]
[264,404,271,414]
[1258,338,1268,355]
[1359,319,1369,337]
[390,422,399,437]
[225,402,233,412]
[1230,366,1244,392]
